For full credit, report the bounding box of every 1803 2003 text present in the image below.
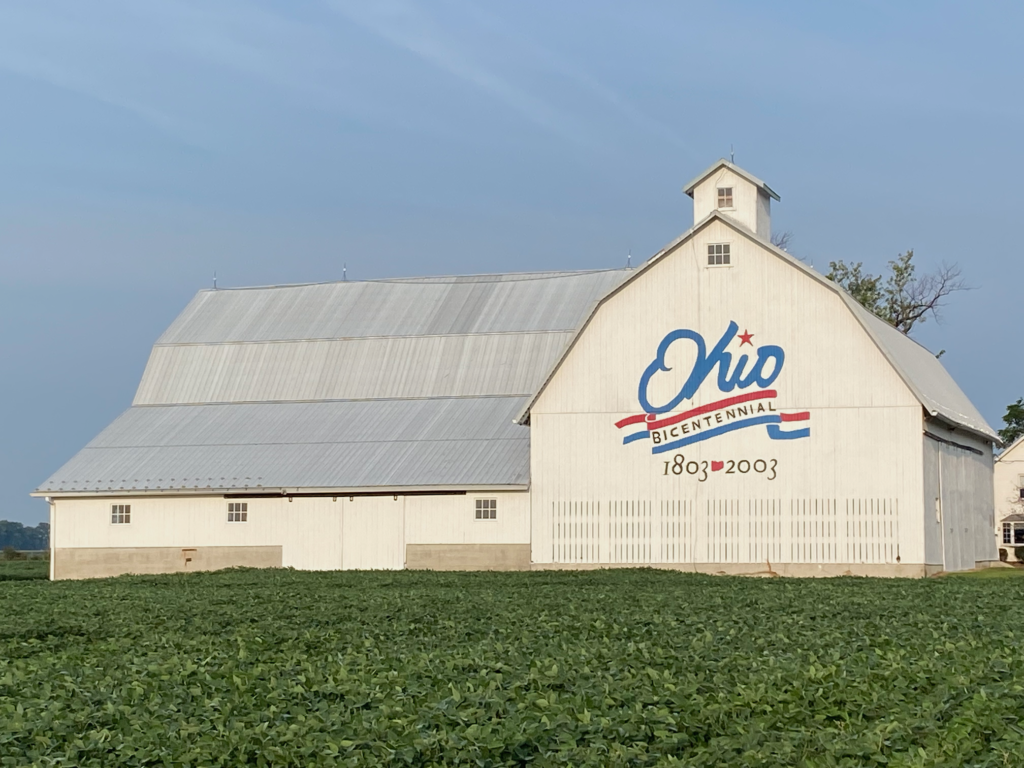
[662,454,777,480]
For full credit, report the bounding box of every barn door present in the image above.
[937,441,974,572]
[342,497,405,570]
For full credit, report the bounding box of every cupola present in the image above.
[683,159,780,241]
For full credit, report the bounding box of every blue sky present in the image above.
[1,1,1022,524]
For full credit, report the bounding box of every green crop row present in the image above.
[2,569,1024,767]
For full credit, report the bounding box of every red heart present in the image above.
[711,461,724,472]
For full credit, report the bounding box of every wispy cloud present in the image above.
[326,0,607,151]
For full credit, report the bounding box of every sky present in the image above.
[1,0,1022,525]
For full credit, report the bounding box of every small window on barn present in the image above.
[228,502,248,522]
[1004,523,1013,544]
[707,243,731,266]
[717,187,733,208]
[475,498,497,520]
[111,504,131,524]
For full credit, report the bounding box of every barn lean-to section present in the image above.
[36,160,1000,579]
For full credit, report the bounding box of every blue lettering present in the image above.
[637,322,786,413]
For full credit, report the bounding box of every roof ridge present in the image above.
[199,267,630,293]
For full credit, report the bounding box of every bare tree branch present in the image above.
[770,230,793,251]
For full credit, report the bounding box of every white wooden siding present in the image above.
[531,219,927,566]
[54,490,531,571]
[404,492,530,545]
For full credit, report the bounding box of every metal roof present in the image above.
[846,300,997,441]
[683,159,781,201]
[37,210,998,498]
[134,331,576,405]
[39,269,628,495]
[158,270,628,344]
[37,397,530,493]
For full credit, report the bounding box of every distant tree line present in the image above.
[0,521,50,550]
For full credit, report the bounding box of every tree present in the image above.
[826,250,968,336]
[0,521,49,550]
[1000,398,1024,447]
[770,230,793,251]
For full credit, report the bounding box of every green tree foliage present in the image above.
[826,250,967,335]
[999,398,1024,446]
[0,521,49,550]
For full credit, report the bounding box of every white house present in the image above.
[36,160,1000,579]
[994,436,1024,559]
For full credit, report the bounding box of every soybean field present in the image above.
[3,569,1024,767]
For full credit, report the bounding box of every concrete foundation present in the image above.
[52,546,282,580]
[530,561,945,578]
[405,543,532,571]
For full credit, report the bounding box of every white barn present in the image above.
[37,160,1000,579]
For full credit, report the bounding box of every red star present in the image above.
[738,329,754,346]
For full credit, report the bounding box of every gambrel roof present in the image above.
[516,210,998,445]
[36,213,996,497]
[36,270,628,495]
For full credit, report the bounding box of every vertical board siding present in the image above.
[552,501,600,563]
[548,497,902,564]
[748,499,783,564]
[707,500,741,563]
[661,500,694,563]
[529,219,933,568]
[609,501,653,564]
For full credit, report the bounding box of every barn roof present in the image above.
[37,219,998,497]
[683,159,781,201]
[516,211,999,444]
[36,270,628,495]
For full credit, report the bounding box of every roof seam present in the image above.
[129,394,532,408]
[194,268,629,293]
[152,330,577,348]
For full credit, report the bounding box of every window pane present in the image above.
[1016,527,1024,545]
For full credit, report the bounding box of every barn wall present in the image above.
[51,490,532,579]
[921,424,996,570]
[404,492,530,544]
[52,495,344,577]
[530,219,928,571]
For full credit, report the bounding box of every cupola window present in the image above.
[717,187,733,208]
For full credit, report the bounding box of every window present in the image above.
[717,187,733,208]
[708,243,731,266]
[1004,523,1013,544]
[1019,475,1024,501]
[111,504,131,524]
[475,498,497,520]
[1016,525,1024,546]
[228,502,248,522]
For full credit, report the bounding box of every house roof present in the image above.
[516,210,999,445]
[998,434,1024,462]
[683,159,781,201]
[36,270,628,496]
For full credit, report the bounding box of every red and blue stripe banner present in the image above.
[615,390,809,453]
